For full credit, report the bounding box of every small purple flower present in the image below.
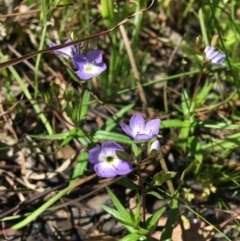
[49,39,77,58]
[72,49,107,80]
[204,45,226,67]
[89,141,132,178]
[121,114,160,141]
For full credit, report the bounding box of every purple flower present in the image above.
[72,49,107,80]
[88,141,133,178]
[49,39,77,58]
[121,114,160,141]
[204,45,226,67]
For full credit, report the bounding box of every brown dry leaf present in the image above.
[55,143,76,159]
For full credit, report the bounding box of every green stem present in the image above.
[136,162,146,228]
[159,153,188,241]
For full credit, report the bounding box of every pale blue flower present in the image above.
[89,142,132,178]
[72,49,107,80]
[49,39,78,58]
[204,45,226,67]
[121,114,160,141]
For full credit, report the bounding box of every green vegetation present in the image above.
[1,0,240,240]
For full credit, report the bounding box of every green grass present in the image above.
[1,0,240,240]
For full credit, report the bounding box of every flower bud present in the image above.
[149,140,160,158]
[50,82,60,97]
[64,86,75,102]
[196,35,202,49]
[211,34,219,48]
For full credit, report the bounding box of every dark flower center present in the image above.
[106,156,114,163]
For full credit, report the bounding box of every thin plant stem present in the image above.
[189,64,208,112]
[159,152,189,241]
[191,67,205,102]
[136,161,146,228]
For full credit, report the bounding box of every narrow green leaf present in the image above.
[135,193,141,225]
[179,119,191,151]
[101,0,115,28]
[159,119,240,130]
[138,228,149,235]
[160,199,179,241]
[129,209,136,224]
[131,143,140,158]
[92,131,132,144]
[59,128,77,148]
[106,187,132,223]
[146,206,166,230]
[102,205,136,229]
[102,205,129,224]
[188,136,203,162]
[181,89,190,117]
[70,152,88,185]
[160,119,183,128]
[67,67,80,83]
[119,233,143,241]
[30,129,85,141]
[198,8,209,45]
[80,87,90,121]
[104,103,135,131]
[118,177,140,190]
[146,191,163,200]
[195,81,213,106]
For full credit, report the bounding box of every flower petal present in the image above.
[129,114,145,135]
[90,63,107,76]
[144,119,160,138]
[75,70,95,80]
[88,146,102,164]
[112,159,133,175]
[72,54,88,69]
[49,42,57,48]
[204,46,215,59]
[204,45,212,54]
[86,49,103,63]
[49,40,74,58]
[212,53,226,65]
[102,141,124,151]
[120,123,135,138]
[134,133,151,141]
[74,62,106,80]
[94,162,118,178]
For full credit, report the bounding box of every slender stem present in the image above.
[136,161,146,227]
[191,69,204,101]
[190,64,208,107]
[159,153,189,241]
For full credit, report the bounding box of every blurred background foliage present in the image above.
[1,0,240,240]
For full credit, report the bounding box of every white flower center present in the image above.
[83,63,98,73]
